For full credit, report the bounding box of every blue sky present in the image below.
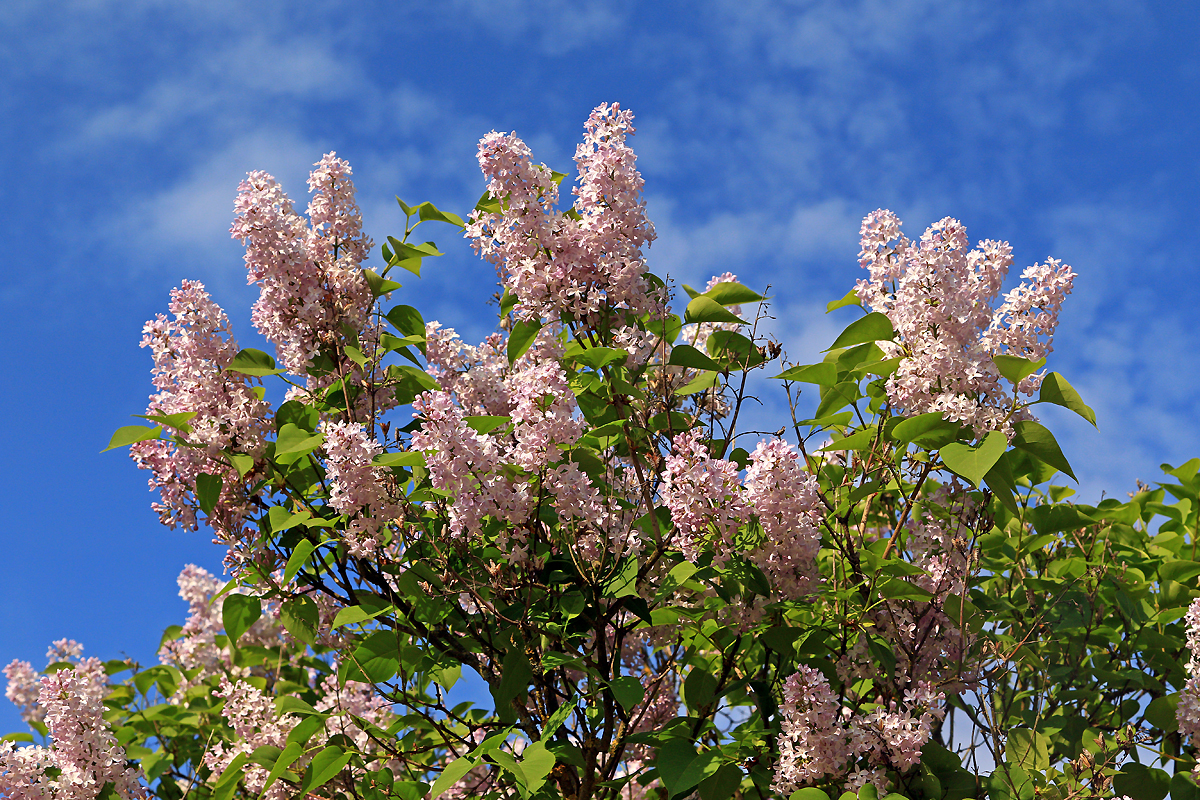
[1,0,1197,732]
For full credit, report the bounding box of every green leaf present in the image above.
[674,751,722,796]
[819,428,878,452]
[280,597,318,646]
[656,739,699,795]
[878,579,936,602]
[1160,561,1200,584]
[227,348,285,376]
[331,604,393,628]
[773,362,837,385]
[707,330,765,369]
[699,764,742,800]
[826,289,860,313]
[222,594,261,647]
[417,202,466,228]
[386,305,427,340]
[684,296,744,325]
[517,741,556,795]
[464,416,510,435]
[269,506,311,532]
[940,431,1007,488]
[260,741,304,795]
[214,751,248,798]
[678,370,720,395]
[431,755,475,800]
[703,281,764,306]
[1011,420,1076,481]
[103,424,162,452]
[540,702,575,741]
[813,382,858,420]
[275,424,325,460]
[195,472,222,517]
[374,451,427,468]
[344,631,400,684]
[362,268,402,298]
[1112,763,1170,800]
[1144,694,1179,732]
[508,319,542,364]
[890,412,963,448]
[791,790,833,800]
[300,745,354,795]
[684,668,719,711]
[1171,771,1199,800]
[984,452,1020,516]
[1006,729,1050,771]
[493,646,533,711]
[283,540,316,585]
[1037,372,1096,426]
[993,354,1045,385]
[669,344,723,372]
[574,346,629,370]
[825,312,894,351]
[609,677,645,712]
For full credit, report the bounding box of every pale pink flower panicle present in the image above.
[130,281,271,562]
[232,153,387,416]
[0,655,145,800]
[466,103,661,326]
[855,210,1074,439]
[322,421,402,557]
[1176,597,1200,741]
[660,430,748,565]
[743,439,824,599]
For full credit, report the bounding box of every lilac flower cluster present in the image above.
[0,656,144,799]
[1176,598,1200,743]
[466,103,661,326]
[414,331,617,559]
[322,421,402,558]
[231,154,374,380]
[130,281,271,560]
[856,211,1075,438]
[772,666,945,795]
[662,432,822,595]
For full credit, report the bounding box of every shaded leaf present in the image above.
[685,296,744,325]
[941,431,1007,488]
[222,594,261,647]
[1011,420,1076,481]
[103,425,162,452]
[227,348,285,377]
[825,312,894,351]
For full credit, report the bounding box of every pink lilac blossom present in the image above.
[3,661,41,724]
[772,666,852,793]
[1176,597,1200,741]
[129,281,271,562]
[414,328,599,554]
[855,210,1075,439]
[849,683,946,771]
[0,662,145,800]
[322,421,401,557]
[158,565,291,692]
[466,103,661,325]
[203,677,300,800]
[660,430,748,565]
[424,324,510,416]
[742,439,824,599]
[772,668,945,794]
[232,154,373,377]
[411,390,525,539]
